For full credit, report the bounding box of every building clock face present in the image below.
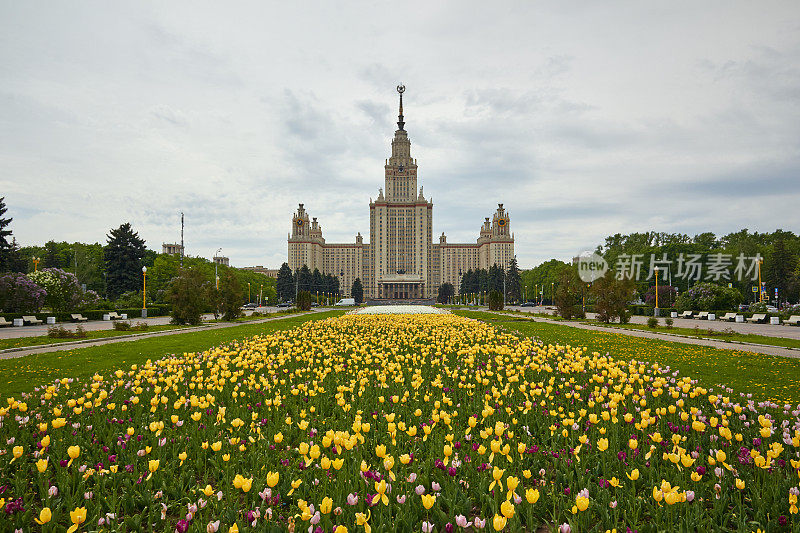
[498,218,507,227]
[296,219,304,227]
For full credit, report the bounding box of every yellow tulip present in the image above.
[492,514,508,531]
[525,488,540,504]
[267,471,279,487]
[34,507,52,525]
[421,493,435,509]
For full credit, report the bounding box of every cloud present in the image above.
[1,1,799,269]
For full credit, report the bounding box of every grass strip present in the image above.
[0,310,345,398]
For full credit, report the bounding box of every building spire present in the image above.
[396,84,405,130]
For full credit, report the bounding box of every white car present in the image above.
[766,305,778,313]
[335,298,356,306]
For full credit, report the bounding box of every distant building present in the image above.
[242,266,279,279]
[162,243,184,256]
[213,256,230,266]
[288,86,514,299]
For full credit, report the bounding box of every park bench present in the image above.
[107,312,123,320]
[785,315,800,326]
[0,317,11,327]
[695,312,709,320]
[70,313,89,322]
[746,313,767,324]
[678,311,694,319]
[718,312,737,321]
[22,315,43,325]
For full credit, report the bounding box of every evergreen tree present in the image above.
[297,265,312,293]
[437,283,455,303]
[0,198,16,272]
[460,269,472,296]
[276,263,294,302]
[104,223,147,300]
[351,278,364,304]
[506,256,522,303]
[312,268,323,296]
[488,264,504,293]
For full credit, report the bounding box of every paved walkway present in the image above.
[0,309,331,360]
[493,309,800,360]
[503,305,800,339]
[0,307,287,339]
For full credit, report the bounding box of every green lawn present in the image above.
[455,310,800,406]
[0,324,193,351]
[579,320,800,349]
[0,310,345,399]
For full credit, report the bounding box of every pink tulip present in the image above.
[207,520,220,533]
[455,515,469,528]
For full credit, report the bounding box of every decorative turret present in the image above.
[491,203,511,238]
[291,203,310,237]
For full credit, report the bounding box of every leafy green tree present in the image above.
[276,263,294,302]
[437,283,454,304]
[104,223,146,300]
[766,237,797,303]
[554,267,585,319]
[351,278,364,304]
[591,272,636,323]
[167,267,210,325]
[219,271,243,321]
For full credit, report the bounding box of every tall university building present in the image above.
[288,86,514,300]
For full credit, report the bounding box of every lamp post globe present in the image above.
[141,266,148,318]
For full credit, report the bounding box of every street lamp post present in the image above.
[247,282,251,304]
[551,282,554,305]
[260,284,263,306]
[654,266,660,317]
[758,257,764,303]
[141,266,147,318]
[214,248,222,290]
[32,256,40,272]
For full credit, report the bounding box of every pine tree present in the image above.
[276,263,294,302]
[104,223,147,300]
[506,256,522,303]
[0,198,15,272]
[351,278,364,303]
[297,265,312,293]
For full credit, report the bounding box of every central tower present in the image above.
[369,85,434,299]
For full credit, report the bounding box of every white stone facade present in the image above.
[288,89,514,299]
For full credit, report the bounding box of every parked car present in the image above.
[766,305,778,313]
[520,302,536,307]
[335,298,356,306]
[276,302,293,308]
[738,304,749,312]
[242,303,258,309]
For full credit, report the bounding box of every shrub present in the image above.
[47,325,87,339]
[675,282,741,312]
[113,321,132,331]
[0,273,46,313]
[28,268,83,312]
[487,290,504,311]
[647,317,659,328]
[665,318,674,329]
[296,290,312,311]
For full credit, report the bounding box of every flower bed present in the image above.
[0,314,798,531]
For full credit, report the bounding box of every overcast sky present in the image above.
[2,1,799,268]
